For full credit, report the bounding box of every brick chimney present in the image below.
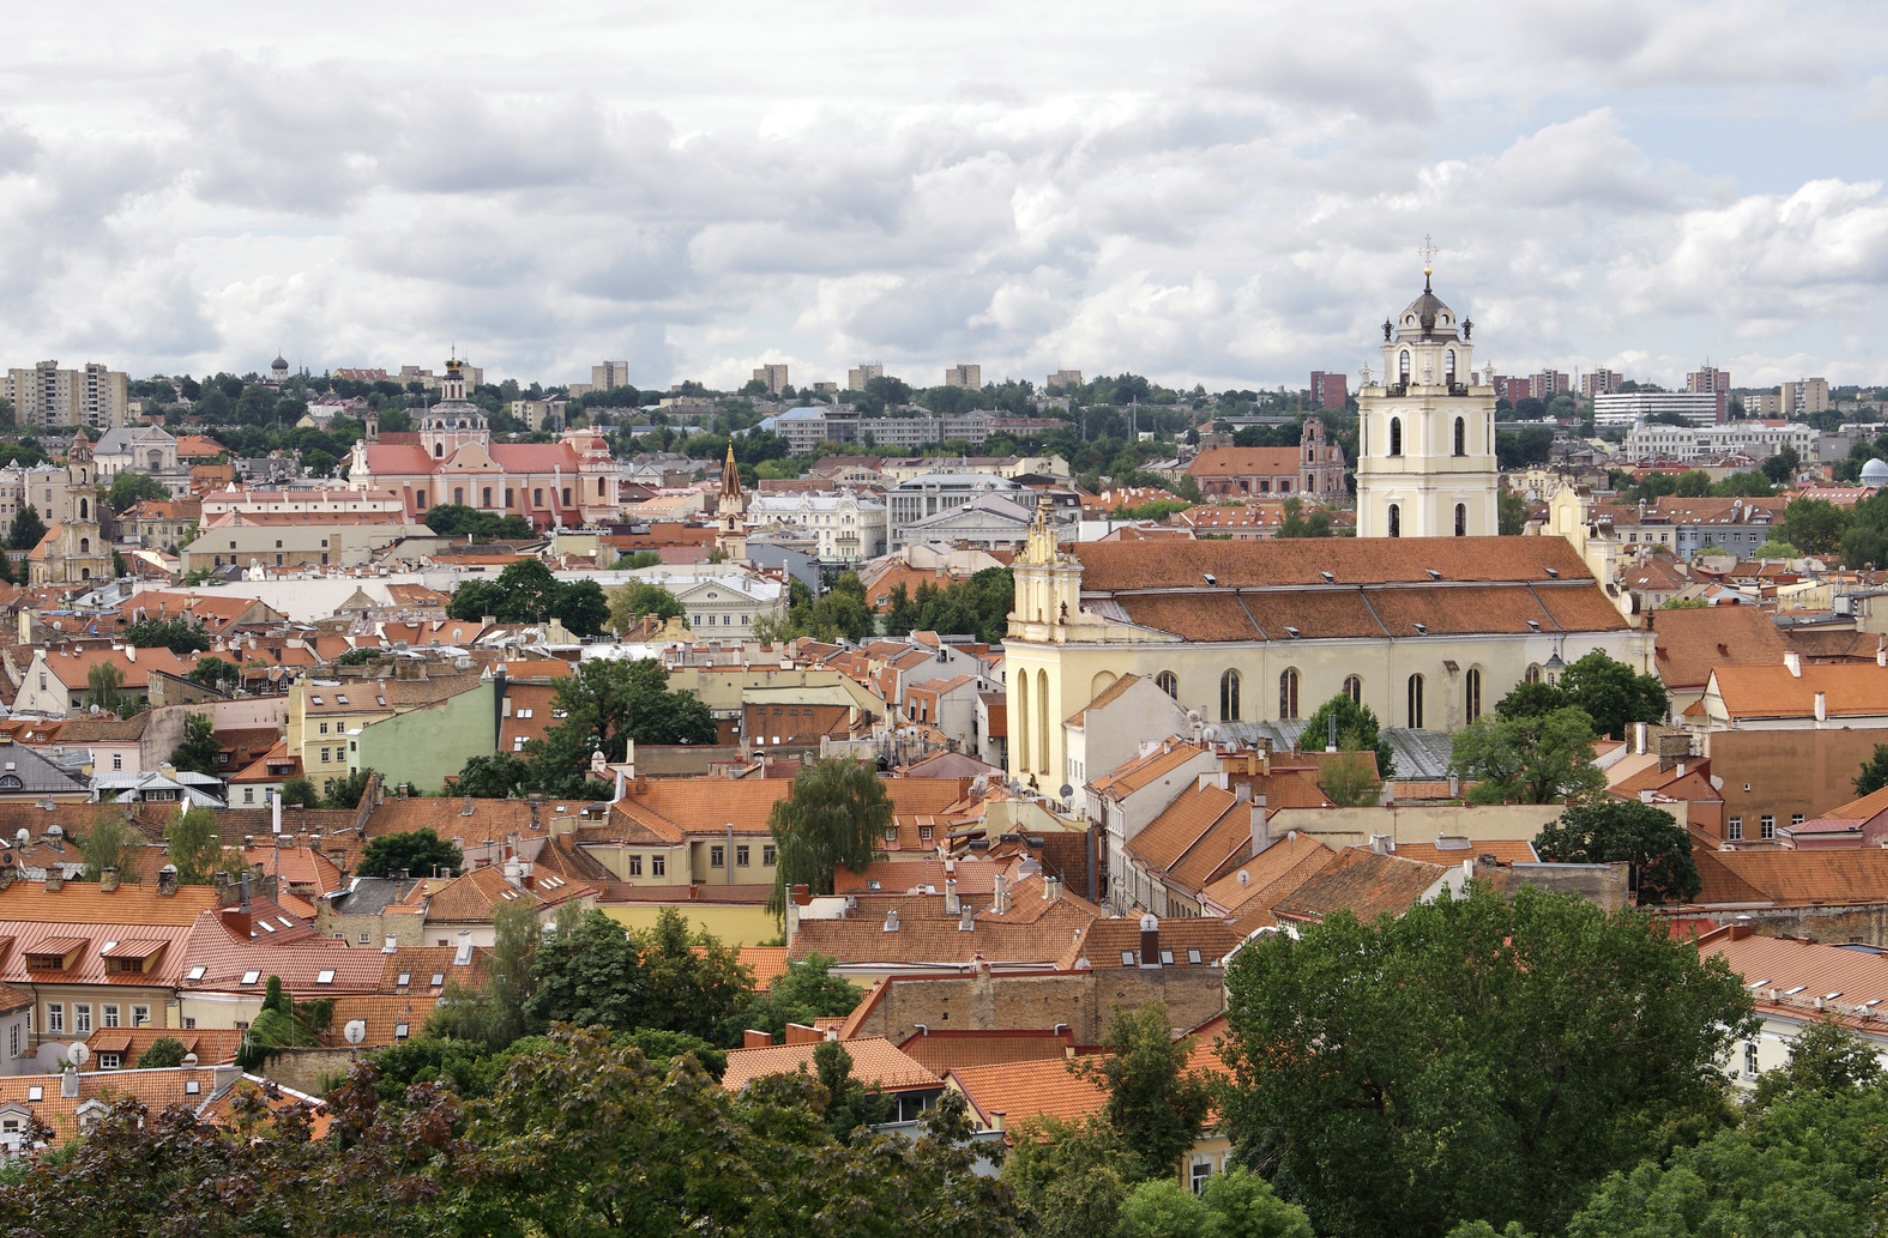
[45,867,64,892]
[943,878,959,916]
[157,864,178,896]
[99,866,119,893]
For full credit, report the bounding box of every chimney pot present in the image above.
[99,866,119,893]
[44,869,63,893]
[157,864,178,896]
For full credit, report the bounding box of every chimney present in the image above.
[157,864,178,896]
[883,907,900,932]
[61,1067,79,1099]
[272,791,282,836]
[0,862,13,891]
[743,1029,772,1048]
[992,872,1009,915]
[1249,797,1270,854]
[943,878,960,916]
[1369,834,1392,855]
[212,1064,242,1095]
[460,796,475,817]
[382,935,398,954]
[454,930,473,966]
[1635,721,1649,755]
[44,869,63,893]
[1878,636,1886,668]
[1785,651,1802,678]
[959,903,974,932]
[989,1110,1006,1133]
[1815,692,1828,723]
[99,866,119,893]
[1447,772,1461,799]
[1044,874,1061,901]
[1139,913,1160,967]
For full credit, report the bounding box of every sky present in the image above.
[2,1,1886,395]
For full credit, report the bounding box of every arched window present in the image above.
[1407,674,1425,728]
[1525,663,1543,684]
[562,488,572,506]
[1017,672,1031,772]
[1220,670,1241,722]
[1344,675,1362,706]
[1389,417,1402,456]
[453,487,464,506]
[1466,667,1483,722]
[0,775,20,790]
[1388,504,1401,538]
[1399,350,1411,383]
[1279,668,1300,720]
[1037,669,1050,775]
[1454,416,1466,456]
[79,498,88,520]
[1455,503,1467,537]
[1445,348,1457,384]
[434,442,444,458]
[482,486,493,508]
[79,537,89,554]
[598,477,606,496]
[80,568,91,580]
[1156,671,1179,699]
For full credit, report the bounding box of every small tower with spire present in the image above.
[715,441,748,562]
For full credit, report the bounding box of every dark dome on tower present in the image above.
[1394,273,1460,340]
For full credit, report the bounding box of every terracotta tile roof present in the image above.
[1184,446,1305,478]
[1065,673,1142,727]
[721,1035,941,1093]
[739,946,789,990]
[78,1026,243,1066]
[324,993,439,1048]
[1072,917,1240,969]
[1271,848,1451,924]
[608,774,970,841]
[1691,848,1888,907]
[788,896,1098,968]
[947,1057,1108,1126]
[1202,834,1338,919]
[363,796,597,846]
[1709,662,1888,719]
[834,858,1011,898]
[33,645,200,691]
[1074,535,1599,592]
[1649,606,1788,690]
[896,1029,1077,1073]
[1089,740,1211,797]
[0,880,217,928]
[1700,927,1888,1023]
[0,1067,319,1150]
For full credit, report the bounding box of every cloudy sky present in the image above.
[2,1,1885,394]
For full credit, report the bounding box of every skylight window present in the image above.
[1120,950,1136,966]
[186,965,206,981]
[316,969,335,985]
[277,916,294,928]
[311,696,323,705]
[396,972,411,987]
[1187,948,1203,965]
[27,1087,42,1101]
[241,970,260,985]
[258,920,276,934]
[430,973,445,987]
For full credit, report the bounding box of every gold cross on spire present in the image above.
[1419,234,1438,277]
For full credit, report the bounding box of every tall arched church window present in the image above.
[1037,669,1049,775]
[1156,671,1179,699]
[1466,667,1483,721]
[1525,663,1543,684]
[1389,418,1402,457]
[1344,675,1362,707]
[1446,348,1456,384]
[1407,674,1425,728]
[1399,350,1411,383]
[1454,416,1466,456]
[1388,504,1401,538]
[1279,669,1300,720]
[1455,503,1467,537]
[1220,670,1241,722]
[1017,672,1031,772]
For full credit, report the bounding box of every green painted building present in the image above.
[348,679,496,794]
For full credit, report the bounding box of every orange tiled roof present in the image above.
[948,1057,1108,1126]
[1709,662,1888,719]
[1089,740,1210,797]
[897,1029,1077,1073]
[1271,848,1450,924]
[1650,606,1788,691]
[721,1035,941,1093]
[1692,847,1888,907]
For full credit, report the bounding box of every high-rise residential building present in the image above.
[1491,376,1533,406]
[1744,392,1784,417]
[1309,370,1349,409]
[751,363,789,395]
[1592,391,1721,428]
[1581,368,1623,399]
[3,360,130,429]
[592,361,632,392]
[943,364,981,389]
[1780,377,1830,416]
[1046,369,1083,391]
[848,363,884,391]
[1686,364,1732,423]
[1529,369,1569,400]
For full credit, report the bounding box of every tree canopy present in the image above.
[1220,885,1754,1238]
[1298,692,1394,782]
[518,657,716,797]
[1448,706,1606,804]
[106,470,170,511]
[1493,650,1667,739]
[7,504,46,551]
[447,559,611,637]
[126,616,211,654]
[357,828,463,879]
[767,757,892,915]
[607,581,684,632]
[168,712,222,777]
[1533,799,1702,904]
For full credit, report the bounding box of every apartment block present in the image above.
[1581,369,1623,399]
[848,363,884,391]
[592,361,632,392]
[1744,393,1784,418]
[1780,378,1830,416]
[1309,370,1349,409]
[943,364,981,390]
[4,361,130,429]
[1046,369,1084,391]
[1686,365,1732,423]
[751,363,790,395]
[1592,391,1722,428]
[1529,369,1570,400]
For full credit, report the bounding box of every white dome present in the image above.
[1862,458,1888,486]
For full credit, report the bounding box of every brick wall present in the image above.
[851,967,1226,1045]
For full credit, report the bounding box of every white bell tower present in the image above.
[1354,240,1500,539]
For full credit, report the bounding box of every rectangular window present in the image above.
[1792,814,1805,826]
[244,787,255,803]
[710,845,725,868]
[1761,815,1777,840]
[736,845,750,867]
[112,754,122,770]
[763,845,777,866]
[321,748,330,763]
[1745,1041,1760,1078]
[102,1005,119,1028]
[320,722,329,734]
[99,1053,121,1070]
[1190,1160,1213,1195]
[131,1005,150,1028]
[626,855,643,877]
[651,856,666,877]
[75,1005,91,1034]
[1728,816,1743,842]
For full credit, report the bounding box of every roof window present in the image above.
[241,970,260,985]
[316,969,335,985]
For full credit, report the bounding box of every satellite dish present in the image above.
[182,1053,199,1067]
[67,1043,89,1067]
[343,1020,366,1046]
[1185,709,1203,724]
[1058,784,1074,800]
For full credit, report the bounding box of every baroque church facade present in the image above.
[1002,274,1646,792]
[28,432,113,586]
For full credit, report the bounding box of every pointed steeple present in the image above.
[720,441,742,503]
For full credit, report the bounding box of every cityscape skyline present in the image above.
[0,2,1884,393]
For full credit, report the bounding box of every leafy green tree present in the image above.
[1498,491,1530,536]
[1275,497,1332,539]
[1749,1016,1883,1109]
[135,1036,186,1069]
[187,655,242,691]
[1073,1003,1213,1183]
[525,657,714,796]
[166,806,225,883]
[1853,743,1888,797]
[1118,1179,1215,1237]
[79,810,138,881]
[814,1039,894,1137]
[358,828,462,878]
[556,579,611,637]
[1299,692,1394,781]
[86,661,125,714]
[1221,885,1755,1238]
[429,898,542,1050]
[1532,799,1700,904]
[526,909,645,1031]
[321,768,374,810]
[105,471,169,511]
[451,751,533,798]
[417,503,535,541]
[767,758,892,916]
[634,908,752,1043]
[607,581,684,632]
[729,951,863,1041]
[1499,650,1667,739]
[1751,538,1801,559]
[169,712,222,777]
[611,549,663,569]
[277,776,320,808]
[8,504,45,551]
[1003,1115,1138,1238]
[126,616,211,654]
[1200,1168,1316,1238]
[1318,753,1382,807]
[1782,497,1850,557]
[1448,707,1605,805]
